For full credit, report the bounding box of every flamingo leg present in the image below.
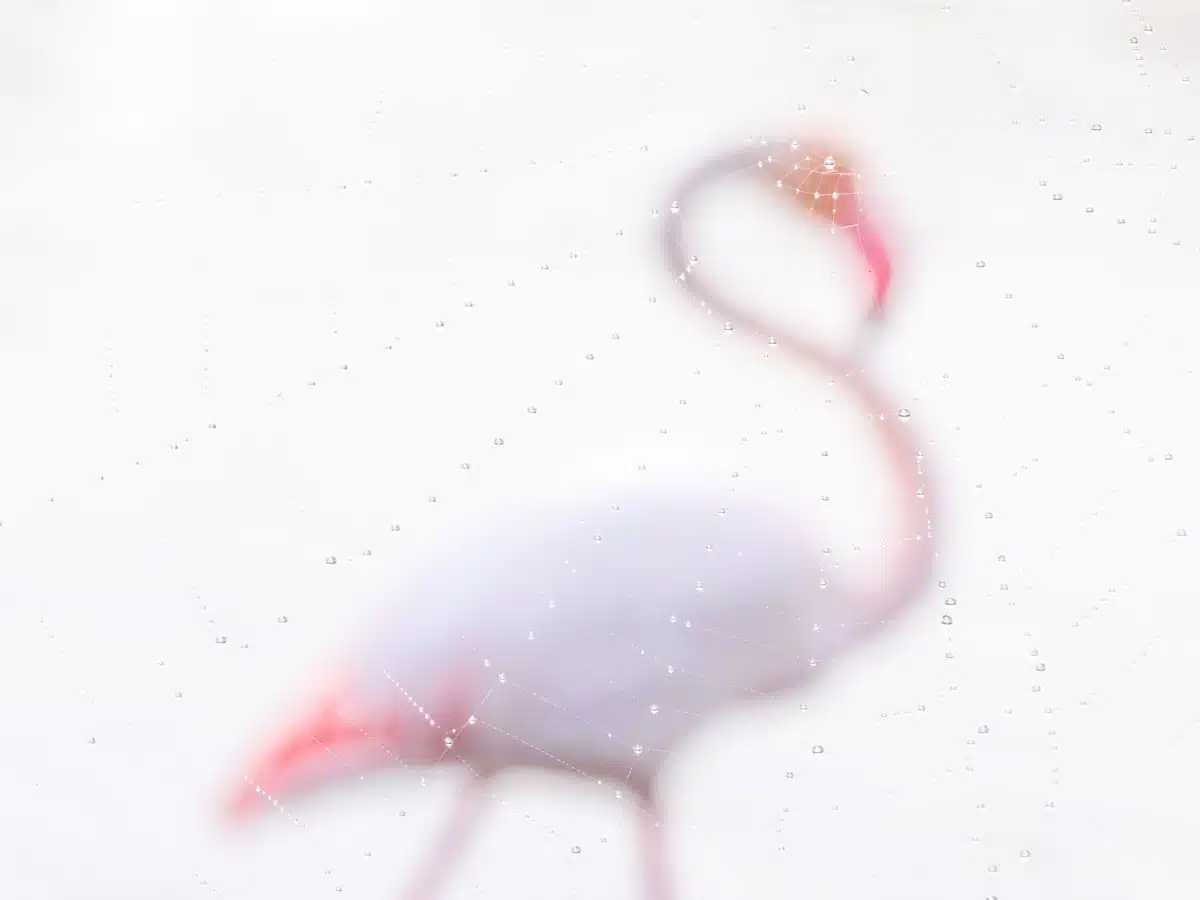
[398,777,490,900]
[635,797,679,900]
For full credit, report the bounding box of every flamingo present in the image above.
[223,138,937,900]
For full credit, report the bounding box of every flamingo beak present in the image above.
[223,681,406,822]
[856,218,893,321]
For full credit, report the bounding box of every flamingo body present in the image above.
[348,482,855,785]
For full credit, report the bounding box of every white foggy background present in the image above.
[1,0,1198,897]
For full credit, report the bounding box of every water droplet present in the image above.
[897,408,911,418]
[493,437,505,446]
[633,744,644,756]
[811,744,825,754]
[325,556,337,565]
[823,155,837,170]
[649,704,660,715]
[978,725,990,734]
[1091,123,1103,131]
[277,615,288,623]
[786,770,795,779]
[215,635,228,644]
[1176,528,1188,537]
[941,615,954,625]
[976,260,987,268]
[87,736,96,744]
[1052,192,1063,200]
[945,597,957,606]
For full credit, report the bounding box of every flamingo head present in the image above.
[764,139,894,318]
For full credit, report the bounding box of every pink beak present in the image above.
[223,679,406,822]
[855,216,893,318]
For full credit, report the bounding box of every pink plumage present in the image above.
[357,484,851,762]
[225,139,936,900]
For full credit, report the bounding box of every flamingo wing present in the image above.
[351,481,858,780]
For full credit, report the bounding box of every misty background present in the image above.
[1,1,1198,897]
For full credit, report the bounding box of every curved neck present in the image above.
[664,142,936,627]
